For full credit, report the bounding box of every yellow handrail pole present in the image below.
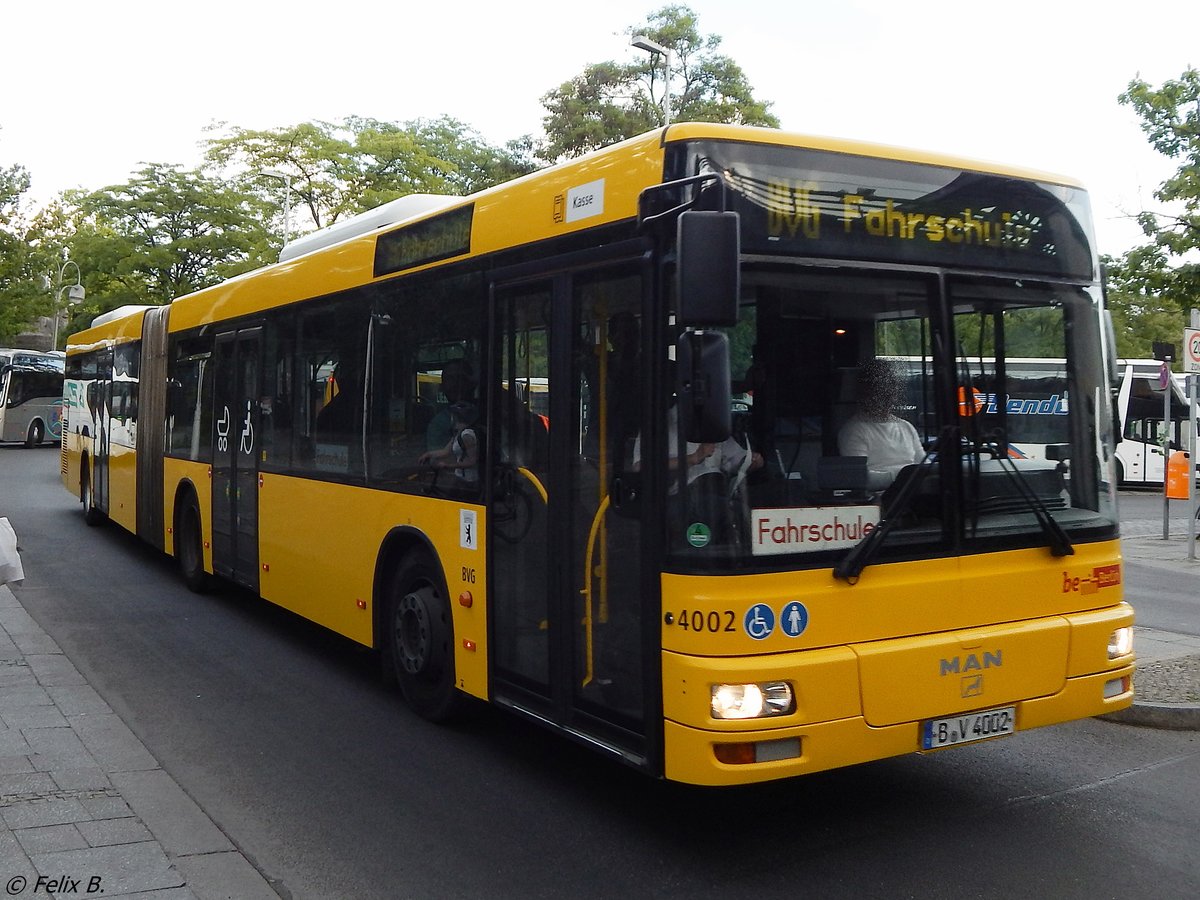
[580,492,611,687]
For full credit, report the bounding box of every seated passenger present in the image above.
[426,359,476,451]
[418,401,480,484]
[837,359,923,490]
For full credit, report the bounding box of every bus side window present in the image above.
[262,317,294,470]
[166,338,213,462]
[294,302,367,477]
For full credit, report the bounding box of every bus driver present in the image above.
[837,359,923,490]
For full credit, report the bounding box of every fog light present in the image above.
[710,681,794,719]
[1107,627,1133,659]
[1104,675,1131,699]
[714,738,801,765]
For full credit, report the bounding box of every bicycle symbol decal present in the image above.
[743,603,775,641]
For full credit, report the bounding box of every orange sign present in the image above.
[957,386,984,416]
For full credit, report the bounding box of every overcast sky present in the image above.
[4,0,1197,257]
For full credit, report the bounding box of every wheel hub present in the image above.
[396,586,435,675]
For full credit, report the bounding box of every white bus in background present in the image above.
[1115,359,1197,485]
[0,350,65,447]
[892,357,1194,487]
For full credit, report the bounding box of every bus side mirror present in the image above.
[677,210,739,327]
[677,330,731,443]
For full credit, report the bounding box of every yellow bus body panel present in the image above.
[162,458,212,564]
[256,475,488,701]
[660,540,1133,786]
[63,316,145,531]
[106,440,137,533]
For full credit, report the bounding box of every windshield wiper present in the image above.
[979,445,1074,558]
[834,451,935,583]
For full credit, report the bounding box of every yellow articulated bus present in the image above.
[62,123,1134,785]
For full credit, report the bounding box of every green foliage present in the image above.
[1102,247,1193,358]
[1119,69,1200,257]
[1112,68,1200,360]
[539,4,779,161]
[0,160,55,344]
[69,164,274,312]
[6,11,771,344]
[204,116,537,236]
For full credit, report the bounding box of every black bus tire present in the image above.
[81,462,105,526]
[176,499,211,593]
[386,553,461,722]
[25,419,44,448]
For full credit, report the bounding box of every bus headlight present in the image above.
[1108,626,1134,659]
[710,681,794,719]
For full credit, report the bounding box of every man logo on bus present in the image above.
[940,651,1002,676]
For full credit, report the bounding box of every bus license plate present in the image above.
[922,706,1015,750]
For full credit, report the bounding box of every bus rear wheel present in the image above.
[176,500,210,593]
[81,463,105,526]
[25,420,44,448]
[387,554,460,722]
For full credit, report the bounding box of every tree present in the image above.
[538,4,779,162]
[1112,68,1200,356]
[0,160,44,343]
[203,116,536,237]
[1119,69,1200,260]
[66,164,273,314]
[1102,247,1192,358]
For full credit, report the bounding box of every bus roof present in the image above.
[662,123,1085,189]
[67,123,1090,346]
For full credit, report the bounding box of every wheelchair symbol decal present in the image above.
[239,400,254,455]
[744,603,775,641]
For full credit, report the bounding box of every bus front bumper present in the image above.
[663,663,1135,787]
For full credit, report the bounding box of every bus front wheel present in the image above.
[386,554,460,722]
[176,500,210,593]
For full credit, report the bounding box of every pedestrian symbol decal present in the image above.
[780,601,809,638]
[744,603,775,640]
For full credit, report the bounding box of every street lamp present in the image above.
[259,169,293,247]
[40,257,85,350]
[631,34,672,125]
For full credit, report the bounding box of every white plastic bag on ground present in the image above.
[0,517,25,585]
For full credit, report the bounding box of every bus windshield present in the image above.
[664,266,1118,567]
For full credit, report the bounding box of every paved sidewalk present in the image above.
[1106,533,1200,730]
[0,585,279,900]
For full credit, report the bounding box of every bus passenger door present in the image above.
[211,328,262,591]
[490,258,651,757]
[91,349,113,515]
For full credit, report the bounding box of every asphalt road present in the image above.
[1116,489,1200,636]
[3,447,1198,899]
